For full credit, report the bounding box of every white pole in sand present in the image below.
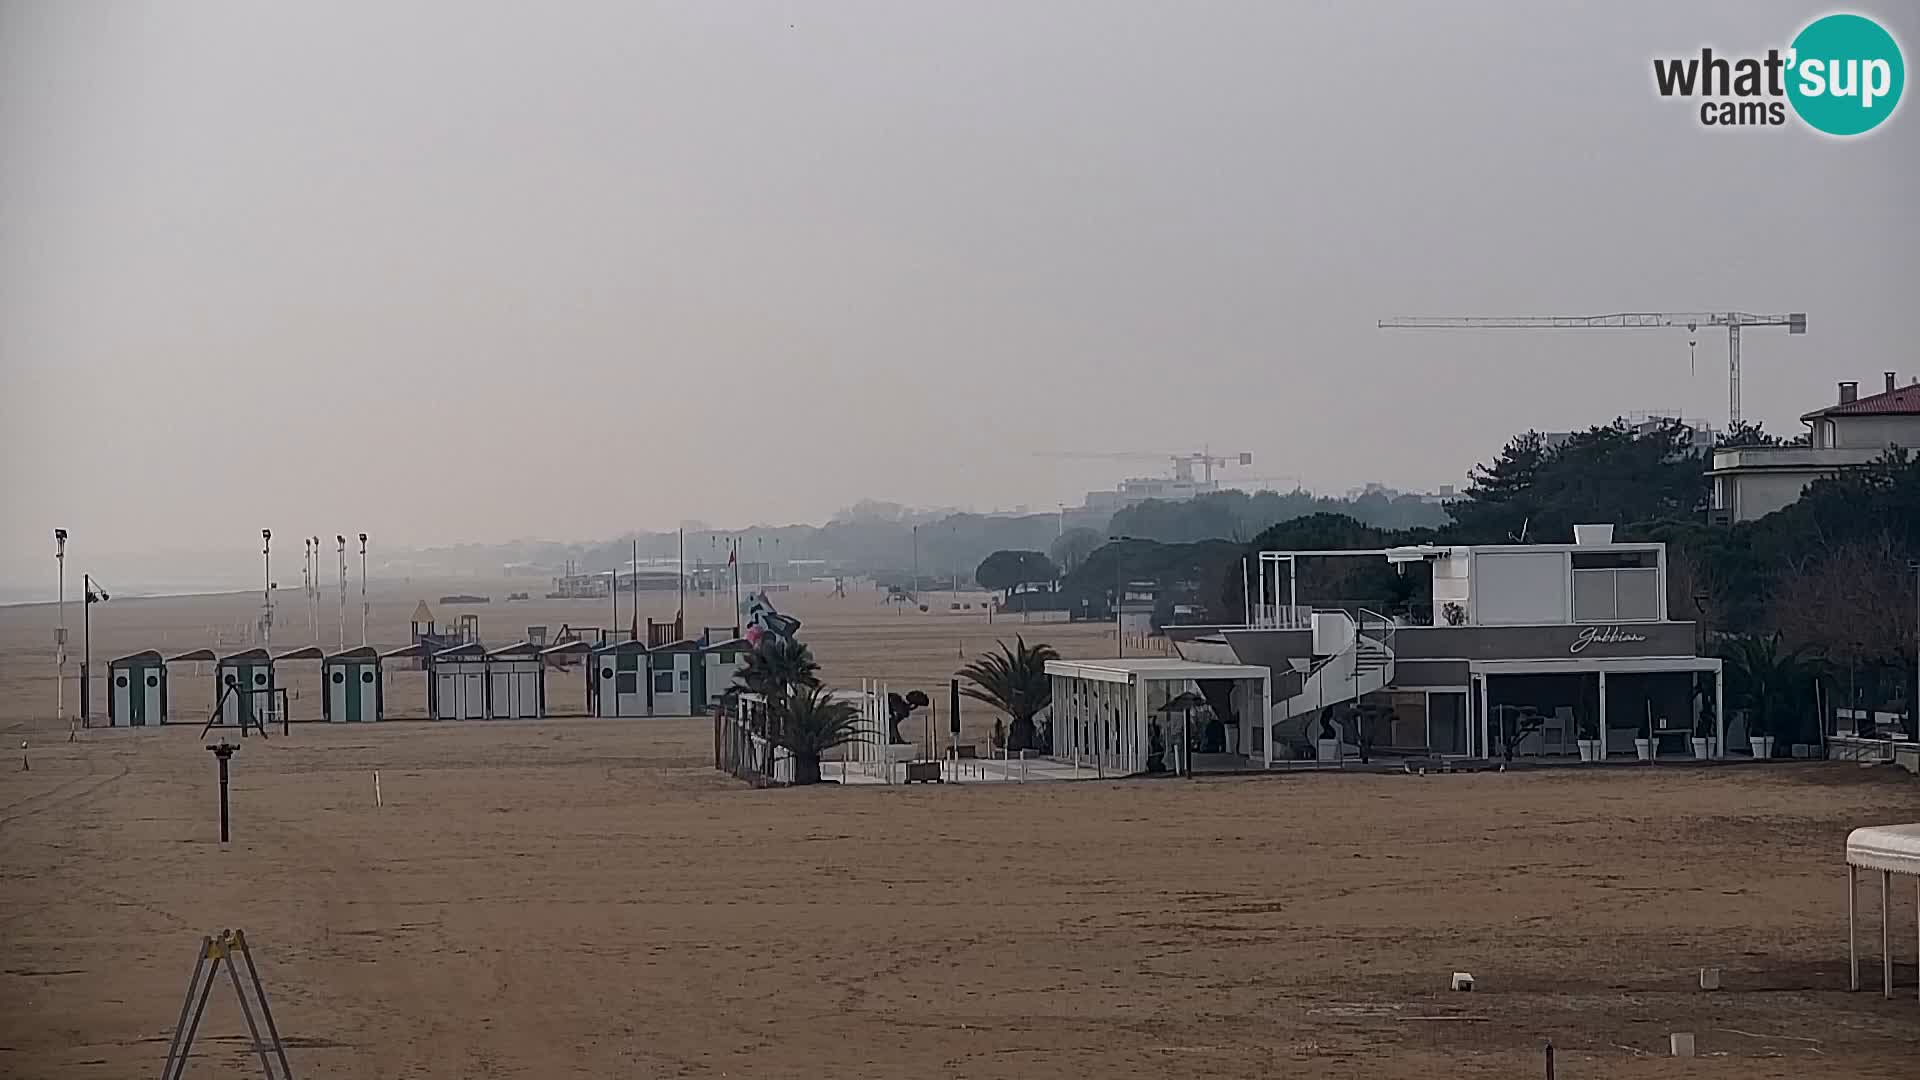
[373,770,382,807]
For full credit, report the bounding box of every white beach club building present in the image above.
[1144,526,1729,770]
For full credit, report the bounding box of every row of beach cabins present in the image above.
[99,630,750,728]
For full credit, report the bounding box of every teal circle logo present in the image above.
[1787,14,1904,136]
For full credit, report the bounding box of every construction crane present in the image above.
[1378,312,1807,427]
[1035,449,1253,484]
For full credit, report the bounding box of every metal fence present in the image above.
[712,704,794,785]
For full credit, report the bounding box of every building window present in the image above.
[146,675,158,688]
[1572,566,1660,623]
[653,671,674,694]
[115,675,128,688]
[362,671,375,684]
[617,673,638,694]
[331,671,346,684]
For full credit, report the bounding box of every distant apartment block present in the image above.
[1708,373,1920,522]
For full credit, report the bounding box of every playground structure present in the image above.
[409,601,481,661]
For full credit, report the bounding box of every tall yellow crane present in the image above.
[1378,312,1807,428]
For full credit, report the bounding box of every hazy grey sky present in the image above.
[3,1,1915,577]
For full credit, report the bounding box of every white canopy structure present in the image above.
[1046,658,1271,776]
[1846,824,1920,1000]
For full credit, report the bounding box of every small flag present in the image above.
[727,547,736,566]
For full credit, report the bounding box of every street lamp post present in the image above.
[82,574,108,726]
[54,530,67,736]
[1108,535,1136,658]
[359,534,369,646]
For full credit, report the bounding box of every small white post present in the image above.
[1848,865,1859,991]
[373,770,383,807]
[1883,869,1894,998]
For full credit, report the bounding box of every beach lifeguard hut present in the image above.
[429,643,488,720]
[589,639,650,717]
[646,640,699,715]
[108,650,169,726]
[485,642,546,719]
[322,646,383,723]
[215,648,276,728]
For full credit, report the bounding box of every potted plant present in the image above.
[1577,710,1601,762]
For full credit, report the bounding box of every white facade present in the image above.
[701,640,746,713]
[1709,375,1920,522]
[432,650,489,720]
[649,647,694,715]
[488,657,544,719]
[592,643,650,717]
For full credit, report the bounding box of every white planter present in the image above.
[1709,737,1721,759]
[1751,735,1774,760]
[1634,738,1654,761]
[1691,737,1710,760]
[1577,738,1599,762]
[1316,738,1341,763]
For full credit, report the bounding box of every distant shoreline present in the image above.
[0,587,260,610]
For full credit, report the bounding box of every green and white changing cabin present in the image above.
[699,636,748,713]
[108,650,169,726]
[646,639,699,715]
[215,648,275,728]
[590,640,650,717]
[322,646,383,723]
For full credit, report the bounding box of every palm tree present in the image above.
[957,636,1059,752]
[771,684,865,784]
[1719,632,1827,755]
[737,637,820,718]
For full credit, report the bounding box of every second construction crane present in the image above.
[1379,311,1806,427]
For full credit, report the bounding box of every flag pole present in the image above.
[732,538,741,634]
[678,527,686,637]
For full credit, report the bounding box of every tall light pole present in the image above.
[54,529,67,735]
[336,535,347,651]
[359,534,369,646]
[82,574,108,726]
[310,536,321,641]
[261,530,272,652]
[1108,535,1136,658]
